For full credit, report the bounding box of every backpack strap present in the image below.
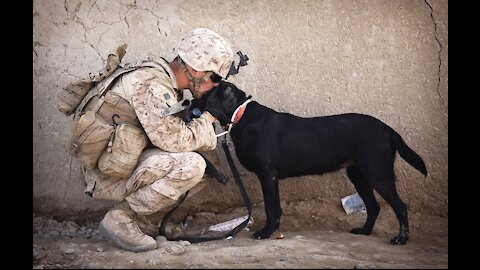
[75,60,167,116]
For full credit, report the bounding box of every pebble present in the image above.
[155,235,168,247]
[156,235,167,242]
[33,250,47,260]
[178,240,191,246]
[64,248,76,254]
[354,263,376,269]
[166,244,185,255]
[33,214,104,240]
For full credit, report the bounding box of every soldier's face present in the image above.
[191,72,220,98]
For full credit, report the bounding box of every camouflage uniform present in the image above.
[93,28,235,252]
[85,57,217,214]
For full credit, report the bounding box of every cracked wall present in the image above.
[33,0,448,221]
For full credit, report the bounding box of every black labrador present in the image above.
[197,81,428,245]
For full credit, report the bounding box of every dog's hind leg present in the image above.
[272,177,282,230]
[359,162,409,245]
[346,166,380,236]
[375,180,409,245]
[252,171,281,239]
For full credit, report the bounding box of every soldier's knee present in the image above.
[189,152,207,177]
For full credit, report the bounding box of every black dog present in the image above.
[199,81,427,245]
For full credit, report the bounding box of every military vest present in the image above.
[58,44,165,178]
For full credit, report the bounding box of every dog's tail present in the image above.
[387,126,428,176]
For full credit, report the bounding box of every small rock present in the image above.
[33,250,48,261]
[156,235,167,242]
[155,235,168,246]
[166,244,185,255]
[64,248,75,254]
[178,240,191,246]
[354,264,375,269]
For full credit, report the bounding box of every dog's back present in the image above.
[231,104,425,179]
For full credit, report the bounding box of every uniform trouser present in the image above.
[84,148,208,216]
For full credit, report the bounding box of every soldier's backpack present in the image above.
[59,44,161,177]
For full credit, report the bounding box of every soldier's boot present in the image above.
[98,201,157,252]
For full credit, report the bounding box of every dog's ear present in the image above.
[221,81,248,104]
[214,86,237,126]
[192,85,220,110]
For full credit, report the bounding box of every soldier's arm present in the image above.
[130,68,217,152]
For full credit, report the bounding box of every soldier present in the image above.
[83,28,238,252]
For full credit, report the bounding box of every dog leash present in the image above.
[158,135,252,243]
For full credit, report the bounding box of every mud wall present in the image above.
[33,0,448,221]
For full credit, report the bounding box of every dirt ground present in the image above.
[33,199,448,269]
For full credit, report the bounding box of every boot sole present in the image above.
[98,221,157,253]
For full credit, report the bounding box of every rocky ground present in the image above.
[33,199,448,269]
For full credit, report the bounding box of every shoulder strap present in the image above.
[75,60,168,116]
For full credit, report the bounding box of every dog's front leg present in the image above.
[252,173,281,239]
[197,151,229,184]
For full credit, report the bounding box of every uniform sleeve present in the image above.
[129,67,217,152]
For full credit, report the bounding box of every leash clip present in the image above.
[221,133,229,145]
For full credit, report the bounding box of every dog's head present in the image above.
[191,81,250,126]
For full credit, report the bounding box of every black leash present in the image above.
[158,135,252,243]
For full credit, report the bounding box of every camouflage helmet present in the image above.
[176,28,234,78]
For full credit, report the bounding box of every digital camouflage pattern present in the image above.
[111,58,217,152]
[176,28,234,78]
[84,149,207,215]
[86,57,217,214]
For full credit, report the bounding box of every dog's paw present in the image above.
[252,229,273,239]
[390,234,409,245]
[214,173,229,185]
[350,228,371,235]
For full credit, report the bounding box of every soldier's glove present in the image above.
[204,86,237,126]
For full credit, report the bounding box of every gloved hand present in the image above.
[204,86,237,126]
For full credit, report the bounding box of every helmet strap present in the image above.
[177,58,212,98]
